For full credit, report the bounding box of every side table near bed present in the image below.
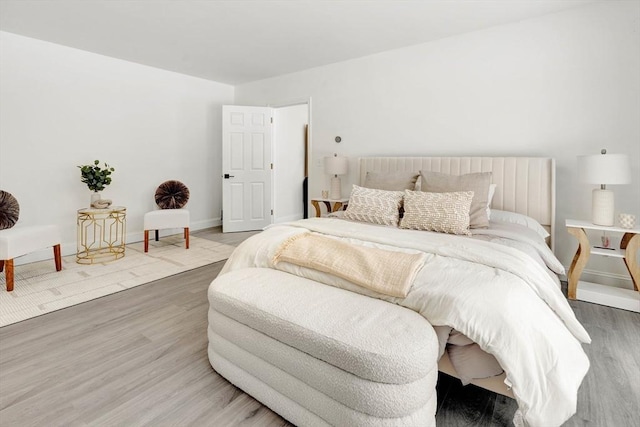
[310,197,349,218]
[566,219,639,312]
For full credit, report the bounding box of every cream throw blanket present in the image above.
[273,234,426,298]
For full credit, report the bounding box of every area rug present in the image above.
[0,236,236,327]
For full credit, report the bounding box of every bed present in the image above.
[208,156,591,427]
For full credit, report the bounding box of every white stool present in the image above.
[0,225,62,292]
[143,209,190,253]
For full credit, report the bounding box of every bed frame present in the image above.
[359,156,557,397]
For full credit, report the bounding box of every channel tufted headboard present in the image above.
[359,157,556,251]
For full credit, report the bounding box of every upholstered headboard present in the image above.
[359,157,556,250]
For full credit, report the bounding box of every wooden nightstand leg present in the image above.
[567,227,591,300]
[311,200,321,218]
[621,233,639,291]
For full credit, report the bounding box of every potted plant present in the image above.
[78,160,115,206]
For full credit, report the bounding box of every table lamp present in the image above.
[324,154,348,200]
[577,149,631,226]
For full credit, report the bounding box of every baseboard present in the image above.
[13,218,223,266]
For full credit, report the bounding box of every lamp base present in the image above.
[592,188,614,226]
[329,176,342,200]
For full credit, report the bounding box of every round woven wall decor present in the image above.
[0,190,20,230]
[155,180,190,209]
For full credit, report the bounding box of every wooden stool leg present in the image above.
[0,260,4,272]
[155,230,159,242]
[184,227,190,249]
[5,259,14,292]
[144,230,149,253]
[53,244,62,271]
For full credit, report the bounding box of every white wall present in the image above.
[235,1,640,286]
[0,31,234,263]
[273,104,308,223]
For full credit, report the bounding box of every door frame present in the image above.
[220,98,312,231]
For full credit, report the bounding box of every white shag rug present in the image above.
[0,235,235,327]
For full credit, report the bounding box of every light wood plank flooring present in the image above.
[0,227,638,426]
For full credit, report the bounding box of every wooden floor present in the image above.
[0,227,638,426]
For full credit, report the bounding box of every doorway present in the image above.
[221,102,309,232]
[272,103,308,224]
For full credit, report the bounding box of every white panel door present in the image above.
[222,105,273,232]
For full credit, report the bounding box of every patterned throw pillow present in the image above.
[400,190,473,235]
[0,190,20,230]
[420,171,491,229]
[344,185,404,226]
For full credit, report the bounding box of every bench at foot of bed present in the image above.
[208,268,440,427]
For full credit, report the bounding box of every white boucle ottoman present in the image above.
[208,268,439,427]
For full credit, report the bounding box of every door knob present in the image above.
[224,174,235,179]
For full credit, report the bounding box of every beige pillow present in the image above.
[420,171,491,228]
[399,190,473,236]
[363,171,419,191]
[344,185,404,226]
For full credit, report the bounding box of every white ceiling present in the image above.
[0,0,596,85]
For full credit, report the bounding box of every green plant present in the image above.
[78,160,115,192]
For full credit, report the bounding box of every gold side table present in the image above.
[77,206,127,264]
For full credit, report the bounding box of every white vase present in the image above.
[90,192,101,208]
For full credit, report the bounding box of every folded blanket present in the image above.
[273,233,426,298]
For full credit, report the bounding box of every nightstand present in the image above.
[566,219,639,312]
[310,198,349,218]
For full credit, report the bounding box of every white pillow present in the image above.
[490,209,550,239]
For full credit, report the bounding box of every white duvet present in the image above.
[220,218,590,427]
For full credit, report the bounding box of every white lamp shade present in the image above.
[577,153,631,185]
[324,156,348,176]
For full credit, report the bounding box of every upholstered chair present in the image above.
[143,180,190,252]
[0,191,62,291]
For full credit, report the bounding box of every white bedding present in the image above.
[220,217,590,427]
